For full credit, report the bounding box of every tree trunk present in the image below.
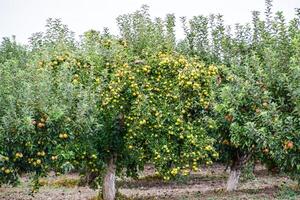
[226,164,242,191]
[226,152,252,192]
[102,156,117,200]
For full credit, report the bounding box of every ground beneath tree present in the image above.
[0,164,299,200]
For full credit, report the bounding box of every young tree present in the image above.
[83,8,218,198]
[215,5,300,191]
[179,0,300,191]
[0,19,100,190]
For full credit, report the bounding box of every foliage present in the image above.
[0,0,299,195]
[178,0,300,184]
[0,8,218,191]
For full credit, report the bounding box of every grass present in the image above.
[38,176,80,188]
[276,185,300,200]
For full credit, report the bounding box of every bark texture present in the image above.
[102,156,117,200]
[226,152,252,192]
[226,166,241,191]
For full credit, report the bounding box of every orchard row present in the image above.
[0,1,299,199]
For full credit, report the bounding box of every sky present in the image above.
[0,0,300,44]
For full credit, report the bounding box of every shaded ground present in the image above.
[0,164,299,200]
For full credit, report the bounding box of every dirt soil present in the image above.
[0,164,298,200]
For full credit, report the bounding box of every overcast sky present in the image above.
[1,0,299,44]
